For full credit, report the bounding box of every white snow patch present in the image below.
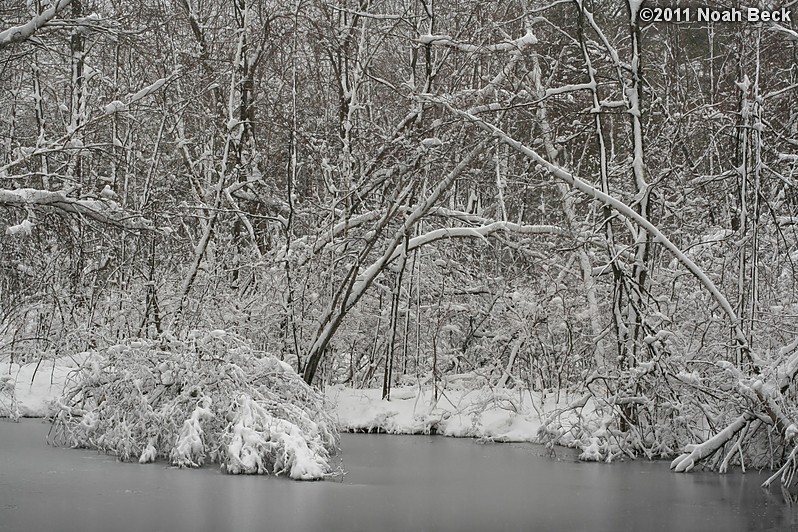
[171,397,214,467]
[579,437,603,461]
[103,100,128,114]
[421,137,443,148]
[138,444,158,464]
[1,354,91,417]
[5,219,34,236]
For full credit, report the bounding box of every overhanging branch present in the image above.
[427,96,753,360]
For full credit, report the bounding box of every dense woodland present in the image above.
[2,0,798,479]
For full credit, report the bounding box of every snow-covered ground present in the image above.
[0,356,87,418]
[327,384,560,442]
[2,356,572,444]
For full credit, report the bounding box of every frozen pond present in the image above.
[1,419,796,531]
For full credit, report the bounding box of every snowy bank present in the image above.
[3,356,552,443]
[0,355,83,418]
[326,384,574,443]
[3,355,595,456]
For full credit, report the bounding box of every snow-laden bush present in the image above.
[50,331,338,480]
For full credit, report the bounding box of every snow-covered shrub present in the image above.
[50,330,338,480]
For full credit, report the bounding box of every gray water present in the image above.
[1,420,796,532]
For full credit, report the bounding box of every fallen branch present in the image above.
[670,412,754,473]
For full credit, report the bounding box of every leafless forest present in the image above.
[3,0,798,480]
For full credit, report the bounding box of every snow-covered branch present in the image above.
[101,75,174,115]
[302,141,488,382]
[307,210,383,257]
[0,0,72,49]
[417,31,537,53]
[670,413,753,472]
[428,96,752,357]
[0,188,153,231]
[386,222,567,263]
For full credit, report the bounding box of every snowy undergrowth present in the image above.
[50,331,338,480]
[535,351,798,474]
[0,373,19,420]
